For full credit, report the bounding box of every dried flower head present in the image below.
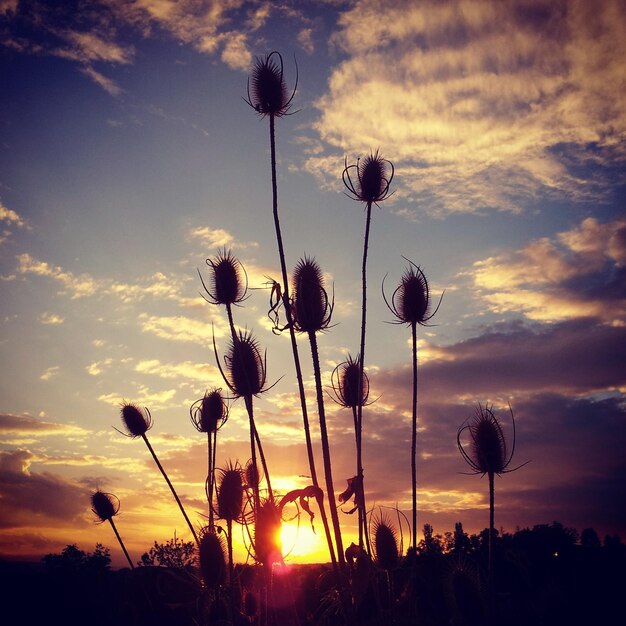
[371,514,399,571]
[245,459,261,492]
[91,490,120,523]
[343,150,394,205]
[444,557,486,626]
[215,329,268,399]
[329,354,370,409]
[291,256,333,333]
[216,461,245,523]
[457,404,525,476]
[119,403,152,438]
[245,51,297,118]
[383,258,443,326]
[198,249,248,307]
[190,388,228,434]
[253,498,283,566]
[199,529,227,589]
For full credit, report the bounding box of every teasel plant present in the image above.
[190,388,229,530]
[370,511,401,616]
[213,328,274,507]
[330,354,371,554]
[342,150,394,547]
[457,404,527,593]
[289,256,345,568]
[91,490,134,569]
[382,259,443,550]
[246,54,338,575]
[215,460,245,585]
[116,403,199,545]
[199,527,227,596]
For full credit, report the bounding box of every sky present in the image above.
[1,0,625,568]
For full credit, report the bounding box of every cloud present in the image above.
[188,226,258,250]
[79,65,123,96]
[0,449,91,528]
[40,366,60,381]
[0,414,89,445]
[0,200,26,227]
[17,253,187,303]
[468,216,626,323]
[138,312,228,344]
[135,358,220,383]
[309,0,626,214]
[39,312,64,325]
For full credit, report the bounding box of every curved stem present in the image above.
[108,518,134,569]
[267,112,338,570]
[142,433,199,545]
[309,330,345,565]
[411,322,418,549]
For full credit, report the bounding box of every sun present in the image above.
[279,519,328,563]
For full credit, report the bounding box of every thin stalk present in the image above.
[244,395,262,507]
[488,470,495,588]
[411,322,418,549]
[227,518,234,583]
[267,112,338,569]
[141,433,199,545]
[309,330,345,564]
[356,200,373,551]
[108,518,134,569]
[207,431,214,529]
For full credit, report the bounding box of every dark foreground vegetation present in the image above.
[1,522,623,626]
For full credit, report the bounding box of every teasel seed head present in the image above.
[245,51,297,118]
[190,388,228,434]
[457,404,526,477]
[330,354,370,409]
[91,490,120,523]
[383,258,443,327]
[198,248,248,307]
[371,514,399,571]
[215,329,268,399]
[216,461,245,523]
[253,498,283,566]
[199,529,227,590]
[343,150,394,205]
[291,256,333,333]
[119,402,152,438]
[245,459,261,492]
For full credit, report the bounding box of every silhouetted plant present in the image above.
[246,53,338,579]
[117,403,199,545]
[290,256,344,568]
[199,528,227,591]
[331,353,371,553]
[190,388,229,529]
[213,330,273,503]
[443,557,486,626]
[383,259,443,550]
[91,490,133,569]
[342,150,394,555]
[457,404,527,591]
[216,460,245,583]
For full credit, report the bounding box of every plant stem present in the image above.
[488,470,495,586]
[207,431,214,529]
[411,322,418,549]
[356,200,373,552]
[267,112,338,568]
[141,433,199,545]
[309,330,345,565]
[244,395,262,507]
[108,518,134,569]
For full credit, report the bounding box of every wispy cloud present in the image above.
[135,358,220,383]
[188,225,258,250]
[0,414,89,445]
[309,0,626,214]
[467,216,626,323]
[39,312,64,325]
[40,366,60,381]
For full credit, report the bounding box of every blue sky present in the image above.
[1,0,625,566]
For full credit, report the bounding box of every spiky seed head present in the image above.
[120,403,152,438]
[225,330,266,398]
[247,51,295,118]
[91,490,120,523]
[343,150,394,204]
[331,354,369,409]
[292,256,332,333]
[199,530,227,590]
[217,463,244,522]
[201,249,248,306]
[457,404,524,477]
[397,265,429,324]
[372,515,399,571]
[245,460,261,491]
[254,499,283,566]
[191,388,228,433]
[444,558,485,625]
